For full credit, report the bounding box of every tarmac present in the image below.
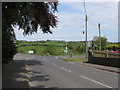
[73,61,119,74]
[2,55,119,88]
[2,60,30,88]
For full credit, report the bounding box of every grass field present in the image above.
[17,46,66,55]
[16,40,86,56]
[16,41,66,47]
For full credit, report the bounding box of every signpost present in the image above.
[64,46,68,55]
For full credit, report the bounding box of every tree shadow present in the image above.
[2,60,29,88]
[29,75,49,81]
[28,70,41,75]
[26,60,44,66]
[28,70,59,89]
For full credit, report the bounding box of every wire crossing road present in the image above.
[14,54,118,88]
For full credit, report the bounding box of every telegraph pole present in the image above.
[98,23,101,51]
[83,0,88,58]
[85,15,88,58]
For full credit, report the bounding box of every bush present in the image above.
[18,50,23,53]
[106,44,120,51]
[43,46,57,55]
[2,29,17,64]
[73,45,85,53]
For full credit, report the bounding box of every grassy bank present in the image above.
[58,57,88,62]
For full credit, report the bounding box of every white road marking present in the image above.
[80,75,113,88]
[60,67,72,72]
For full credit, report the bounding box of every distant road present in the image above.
[14,53,118,88]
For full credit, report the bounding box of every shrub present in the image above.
[2,29,17,64]
[43,46,57,55]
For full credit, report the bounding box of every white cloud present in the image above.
[59,0,119,2]
[14,2,118,42]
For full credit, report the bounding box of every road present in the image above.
[14,53,118,88]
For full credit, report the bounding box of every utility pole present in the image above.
[83,0,88,58]
[98,23,101,51]
[85,15,88,58]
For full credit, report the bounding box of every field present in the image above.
[16,40,86,56]
[16,41,66,47]
[17,46,67,56]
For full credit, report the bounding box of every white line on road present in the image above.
[80,75,113,88]
[60,67,72,72]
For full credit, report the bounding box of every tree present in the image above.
[92,36,107,50]
[43,46,57,55]
[2,2,58,63]
[106,44,120,51]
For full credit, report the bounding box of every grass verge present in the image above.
[58,57,88,62]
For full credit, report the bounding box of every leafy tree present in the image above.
[106,44,120,51]
[43,46,57,55]
[92,36,107,50]
[2,28,17,63]
[2,2,58,63]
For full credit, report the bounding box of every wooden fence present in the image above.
[88,51,120,67]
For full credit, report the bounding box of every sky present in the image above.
[14,1,118,42]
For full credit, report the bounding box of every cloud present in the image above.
[14,2,118,42]
[59,0,119,2]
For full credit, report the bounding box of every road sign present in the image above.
[28,51,34,54]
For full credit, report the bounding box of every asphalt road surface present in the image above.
[14,53,118,88]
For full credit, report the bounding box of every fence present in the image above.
[91,50,120,58]
[88,51,120,67]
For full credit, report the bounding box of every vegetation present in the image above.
[43,46,58,55]
[91,36,119,51]
[16,40,86,56]
[58,57,88,62]
[92,36,107,50]
[2,2,58,63]
[106,44,120,51]
[15,40,66,47]
[2,28,17,63]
